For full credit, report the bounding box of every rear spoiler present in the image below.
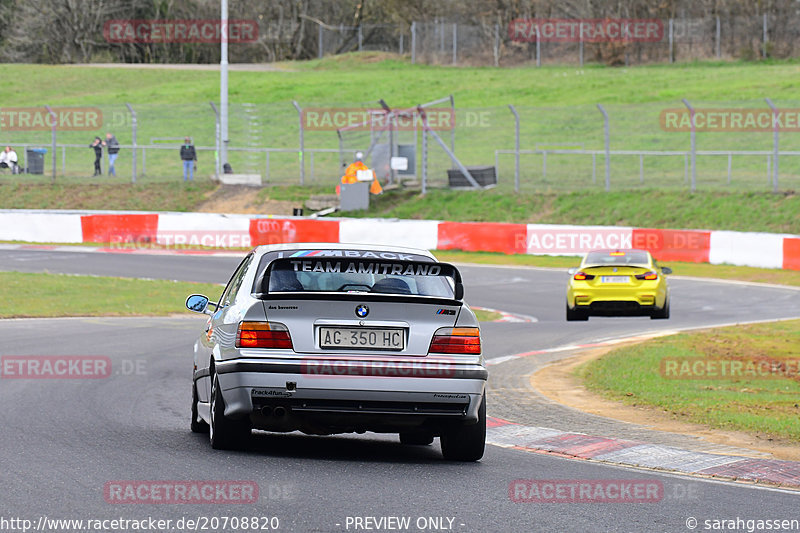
[256,257,464,301]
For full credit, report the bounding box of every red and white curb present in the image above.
[471,306,537,323]
[486,416,800,489]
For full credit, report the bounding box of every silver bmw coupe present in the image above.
[185,243,487,461]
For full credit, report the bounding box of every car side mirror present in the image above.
[567,267,578,275]
[661,266,672,275]
[186,294,213,315]
[454,282,464,300]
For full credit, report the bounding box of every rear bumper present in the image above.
[568,285,666,313]
[209,357,487,430]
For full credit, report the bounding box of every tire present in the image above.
[651,297,670,320]
[399,431,434,446]
[209,373,250,450]
[566,304,589,321]
[190,380,209,434]
[440,393,486,461]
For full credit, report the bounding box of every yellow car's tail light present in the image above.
[573,271,596,281]
[635,271,658,281]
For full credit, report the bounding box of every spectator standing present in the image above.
[105,132,120,177]
[180,137,197,181]
[89,137,103,176]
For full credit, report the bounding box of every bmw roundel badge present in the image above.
[355,305,369,318]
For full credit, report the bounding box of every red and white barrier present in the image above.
[0,209,797,271]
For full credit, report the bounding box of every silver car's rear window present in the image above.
[255,256,455,298]
[584,250,650,266]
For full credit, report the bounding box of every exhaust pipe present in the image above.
[273,406,288,418]
[260,406,273,417]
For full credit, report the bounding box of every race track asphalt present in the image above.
[1,248,799,532]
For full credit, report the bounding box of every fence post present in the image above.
[762,13,768,58]
[727,153,732,184]
[493,24,499,67]
[449,94,455,156]
[439,21,444,55]
[596,104,610,191]
[579,22,584,67]
[716,16,721,58]
[399,33,404,55]
[44,105,56,182]
[639,154,644,184]
[508,104,520,192]
[668,19,674,63]
[209,102,221,179]
[452,23,457,65]
[125,103,137,183]
[682,98,696,193]
[292,101,305,185]
[421,112,428,194]
[536,25,541,67]
[411,22,416,64]
[318,25,323,59]
[765,97,779,192]
[358,24,363,52]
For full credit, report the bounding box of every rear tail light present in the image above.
[635,271,659,281]
[429,327,481,355]
[236,321,293,349]
[573,272,595,281]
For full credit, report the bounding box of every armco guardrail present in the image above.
[0,210,797,271]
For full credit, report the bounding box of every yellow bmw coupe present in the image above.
[566,249,671,321]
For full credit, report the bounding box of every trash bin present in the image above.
[26,148,47,175]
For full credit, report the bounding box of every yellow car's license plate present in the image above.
[601,276,630,283]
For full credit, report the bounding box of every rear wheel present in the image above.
[440,394,486,461]
[399,431,434,446]
[651,297,670,320]
[209,373,250,450]
[566,304,589,321]
[190,380,209,433]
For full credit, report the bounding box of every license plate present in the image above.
[319,327,405,350]
[601,276,630,283]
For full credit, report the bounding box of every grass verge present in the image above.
[0,271,502,321]
[0,182,216,211]
[0,272,222,318]
[350,189,800,234]
[2,184,798,236]
[576,320,800,441]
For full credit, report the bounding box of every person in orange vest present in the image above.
[337,152,383,195]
